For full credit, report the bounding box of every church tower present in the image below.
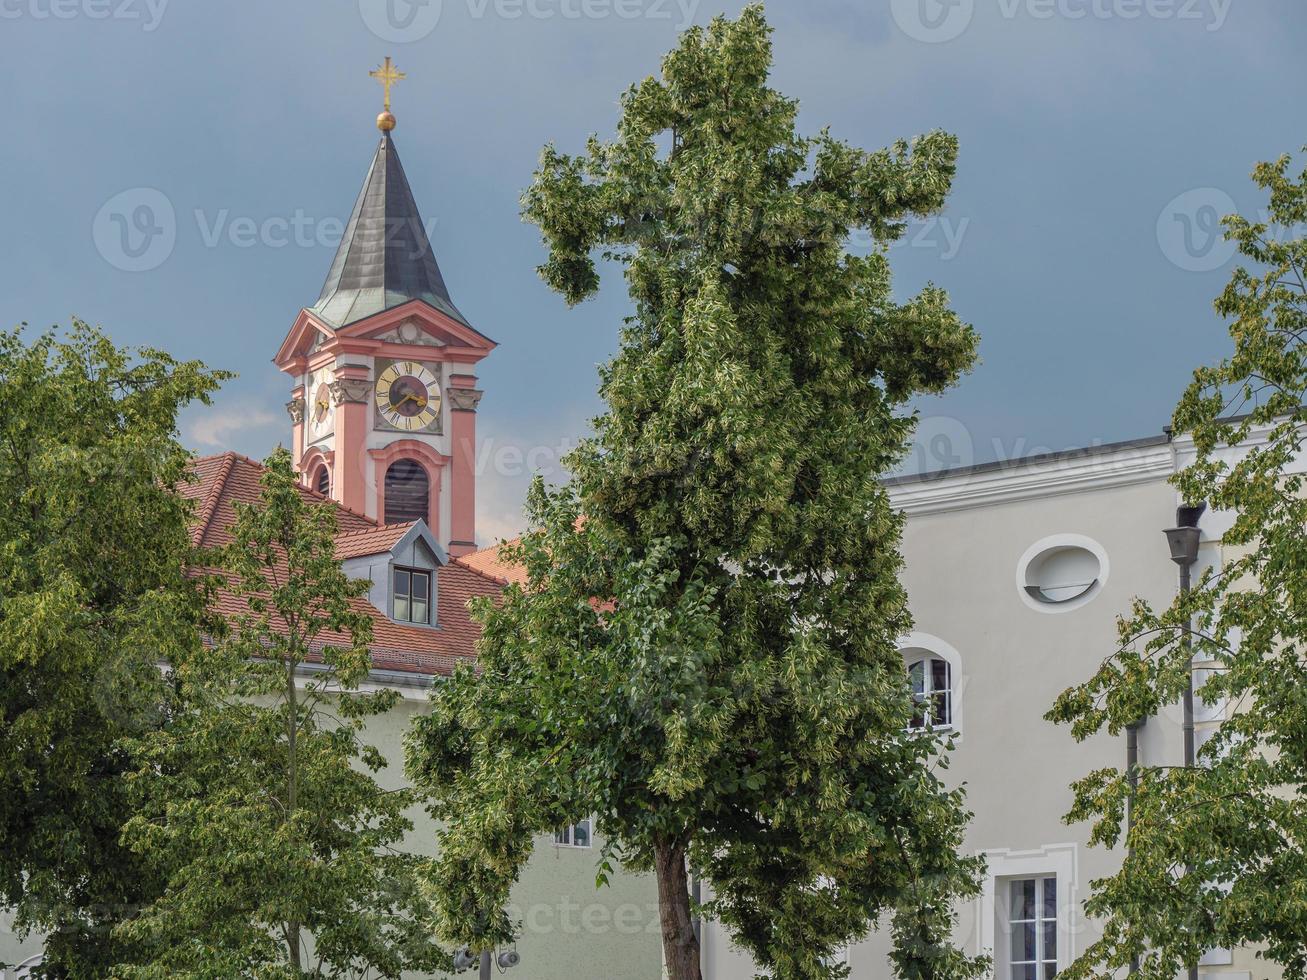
[273,59,494,557]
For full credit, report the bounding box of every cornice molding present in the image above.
[888,442,1176,517]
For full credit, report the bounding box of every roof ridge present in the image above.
[194,451,385,529]
[190,452,237,547]
[337,521,414,539]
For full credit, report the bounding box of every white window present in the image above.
[899,633,963,734]
[555,818,592,848]
[1007,877,1058,980]
[907,656,953,730]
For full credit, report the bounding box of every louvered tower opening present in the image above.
[384,459,429,525]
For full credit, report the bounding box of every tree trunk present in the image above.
[654,840,702,980]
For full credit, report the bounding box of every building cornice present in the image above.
[887,440,1176,517]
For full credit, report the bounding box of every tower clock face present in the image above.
[375,361,440,431]
[311,382,333,435]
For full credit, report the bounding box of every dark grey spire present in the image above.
[312,133,471,329]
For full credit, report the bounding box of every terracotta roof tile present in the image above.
[456,538,527,586]
[335,523,416,559]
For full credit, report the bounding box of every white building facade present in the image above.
[702,429,1274,980]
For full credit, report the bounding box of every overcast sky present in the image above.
[2,0,1304,541]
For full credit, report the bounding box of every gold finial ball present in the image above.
[377,111,397,132]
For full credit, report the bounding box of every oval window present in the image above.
[1016,535,1109,613]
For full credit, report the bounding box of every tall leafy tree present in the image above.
[114,450,444,978]
[1049,150,1307,978]
[405,8,984,979]
[0,321,226,976]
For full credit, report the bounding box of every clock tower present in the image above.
[273,62,494,557]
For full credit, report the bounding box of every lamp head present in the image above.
[452,949,478,971]
[1165,501,1206,565]
[1164,526,1202,566]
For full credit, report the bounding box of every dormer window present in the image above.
[393,567,431,625]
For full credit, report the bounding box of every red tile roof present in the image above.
[183,453,505,677]
[457,537,527,586]
[335,523,416,560]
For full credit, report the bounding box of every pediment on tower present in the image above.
[273,310,337,370]
[338,300,496,358]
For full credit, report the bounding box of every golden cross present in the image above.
[369,57,405,112]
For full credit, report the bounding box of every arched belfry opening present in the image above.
[384,459,429,526]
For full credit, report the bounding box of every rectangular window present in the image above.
[908,657,953,730]
[1008,877,1057,980]
[393,567,431,625]
[555,818,592,848]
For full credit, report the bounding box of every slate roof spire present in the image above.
[312,123,471,329]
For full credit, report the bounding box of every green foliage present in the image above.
[407,8,984,979]
[1049,150,1307,978]
[0,321,227,976]
[114,450,444,978]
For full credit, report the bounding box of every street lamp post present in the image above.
[1164,502,1206,980]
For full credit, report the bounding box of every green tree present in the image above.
[114,450,444,978]
[0,321,226,977]
[1049,150,1307,978]
[405,8,984,979]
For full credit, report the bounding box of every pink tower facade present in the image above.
[273,129,494,557]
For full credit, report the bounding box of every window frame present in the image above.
[1006,876,1058,980]
[554,818,593,849]
[899,632,963,735]
[979,845,1077,978]
[392,565,432,626]
[907,654,954,731]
